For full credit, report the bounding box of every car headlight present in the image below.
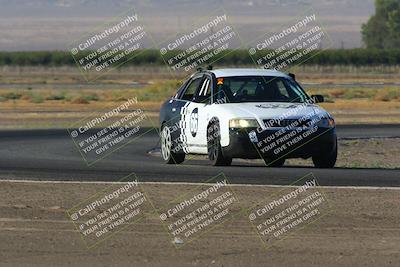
[316,117,335,128]
[229,119,260,128]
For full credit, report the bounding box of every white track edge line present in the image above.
[0,179,400,190]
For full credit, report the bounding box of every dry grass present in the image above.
[0,65,399,129]
[306,87,400,101]
[0,80,179,105]
[1,88,399,129]
[319,100,400,124]
[1,65,400,84]
[1,98,398,129]
[320,99,400,110]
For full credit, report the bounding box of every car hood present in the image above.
[216,102,329,122]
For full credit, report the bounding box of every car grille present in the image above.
[263,119,312,128]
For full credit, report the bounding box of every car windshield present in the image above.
[215,76,310,103]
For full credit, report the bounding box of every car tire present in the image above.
[161,125,185,164]
[312,142,337,168]
[207,122,232,166]
[263,158,285,167]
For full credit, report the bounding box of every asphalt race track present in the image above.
[0,125,399,187]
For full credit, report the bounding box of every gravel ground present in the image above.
[286,138,400,169]
[0,181,399,267]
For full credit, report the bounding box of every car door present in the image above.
[183,74,213,154]
[172,74,203,154]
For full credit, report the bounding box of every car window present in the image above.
[193,77,212,103]
[198,77,211,97]
[276,80,290,98]
[180,77,202,101]
[174,79,189,98]
[216,76,309,103]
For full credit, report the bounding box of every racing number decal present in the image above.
[178,103,202,153]
[190,108,199,137]
[179,102,190,153]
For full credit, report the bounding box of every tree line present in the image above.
[362,0,400,49]
[0,49,399,67]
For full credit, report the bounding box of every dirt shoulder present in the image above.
[286,138,400,169]
[0,180,399,267]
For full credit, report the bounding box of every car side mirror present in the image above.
[311,95,324,103]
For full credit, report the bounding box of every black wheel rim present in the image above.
[208,125,219,161]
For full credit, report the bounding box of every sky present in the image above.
[0,0,375,51]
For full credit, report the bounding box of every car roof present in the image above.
[208,68,290,78]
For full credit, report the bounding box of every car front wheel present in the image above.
[312,143,337,168]
[161,125,185,164]
[207,122,232,166]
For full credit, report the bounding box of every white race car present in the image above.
[159,68,337,168]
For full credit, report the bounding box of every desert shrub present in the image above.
[374,88,400,101]
[329,89,346,98]
[137,80,182,102]
[1,92,22,100]
[29,93,44,103]
[342,89,375,99]
[82,93,99,101]
[46,92,67,100]
[70,96,89,104]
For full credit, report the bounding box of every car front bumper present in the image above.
[222,126,337,160]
